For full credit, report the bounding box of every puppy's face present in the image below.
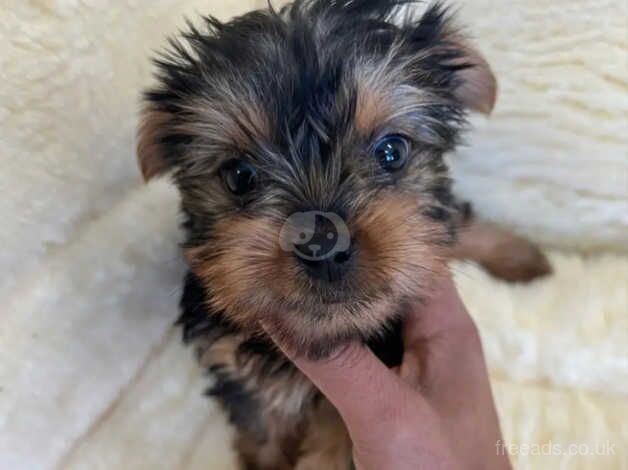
[138,1,496,357]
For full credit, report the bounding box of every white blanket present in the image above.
[1,1,626,469]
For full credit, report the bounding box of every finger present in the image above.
[264,332,407,427]
[403,274,475,346]
[402,275,488,404]
[399,348,422,388]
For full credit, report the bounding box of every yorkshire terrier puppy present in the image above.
[137,1,550,468]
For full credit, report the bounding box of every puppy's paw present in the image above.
[477,237,552,283]
[453,220,552,283]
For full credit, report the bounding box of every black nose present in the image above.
[297,246,354,282]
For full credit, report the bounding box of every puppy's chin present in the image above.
[197,265,435,359]
[259,292,412,360]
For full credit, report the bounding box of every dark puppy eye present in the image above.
[373,135,409,172]
[221,159,257,195]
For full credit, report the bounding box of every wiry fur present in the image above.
[138,1,550,468]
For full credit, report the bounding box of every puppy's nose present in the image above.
[297,245,354,282]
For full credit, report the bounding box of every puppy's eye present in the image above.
[221,159,257,195]
[373,136,409,172]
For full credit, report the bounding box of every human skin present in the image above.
[266,275,513,470]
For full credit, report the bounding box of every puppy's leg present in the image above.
[452,218,552,283]
[234,398,351,470]
[192,332,311,470]
[295,399,352,470]
[235,414,304,470]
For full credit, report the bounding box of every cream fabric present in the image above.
[1,1,626,469]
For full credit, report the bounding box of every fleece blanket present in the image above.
[1,1,626,469]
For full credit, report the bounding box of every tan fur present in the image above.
[354,81,435,138]
[234,383,353,470]
[353,49,417,136]
[354,82,392,136]
[194,331,350,469]
[137,96,270,181]
[235,413,305,470]
[234,393,352,470]
[448,41,498,115]
[186,192,448,357]
[296,400,352,470]
[137,107,173,180]
[452,219,552,282]
[352,193,448,295]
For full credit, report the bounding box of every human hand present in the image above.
[267,275,512,470]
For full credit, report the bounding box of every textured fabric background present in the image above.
[1,1,626,469]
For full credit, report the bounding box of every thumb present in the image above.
[264,332,406,428]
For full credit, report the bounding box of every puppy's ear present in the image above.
[410,4,498,115]
[450,44,497,115]
[137,106,174,181]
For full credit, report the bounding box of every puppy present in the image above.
[137,1,550,468]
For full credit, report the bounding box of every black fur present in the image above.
[206,366,265,440]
